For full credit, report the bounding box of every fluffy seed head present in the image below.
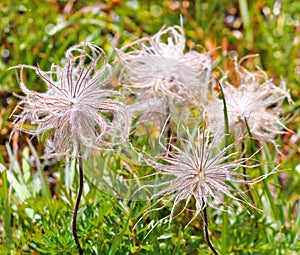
[142,127,259,224]
[11,42,128,156]
[205,63,291,146]
[117,25,211,127]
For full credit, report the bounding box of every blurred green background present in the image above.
[0,0,299,254]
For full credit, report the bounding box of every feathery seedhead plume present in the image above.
[140,126,264,226]
[205,61,291,146]
[11,42,128,156]
[116,25,211,127]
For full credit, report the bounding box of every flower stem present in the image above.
[221,210,228,255]
[203,206,219,255]
[241,140,255,206]
[216,77,229,255]
[244,118,279,220]
[72,145,84,255]
[165,101,175,155]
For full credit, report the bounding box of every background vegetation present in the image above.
[0,0,299,254]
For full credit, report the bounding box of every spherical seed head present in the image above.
[116,25,211,127]
[12,42,128,156]
[206,63,291,146]
[147,127,254,221]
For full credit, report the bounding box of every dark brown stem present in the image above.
[166,118,173,152]
[164,101,173,156]
[203,206,219,255]
[72,144,84,255]
[165,100,177,155]
[241,140,255,206]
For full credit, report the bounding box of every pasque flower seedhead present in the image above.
[117,25,211,129]
[142,127,263,224]
[12,42,128,156]
[205,62,291,146]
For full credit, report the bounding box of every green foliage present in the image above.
[0,0,300,254]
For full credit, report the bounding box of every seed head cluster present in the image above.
[10,25,291,231]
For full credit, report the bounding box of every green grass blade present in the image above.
[238,0,253,48]
[217,78,229,145]
[27,140,52,201]
[244,118,279,220]
[218,78,229,254]
[292,200,300,246]
[108,205,132,255]
[2,170,11,240]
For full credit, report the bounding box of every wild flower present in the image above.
[116,25,211,128]
[11,42,128,156]
[140,126,267,226]
[205,62,291,147]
